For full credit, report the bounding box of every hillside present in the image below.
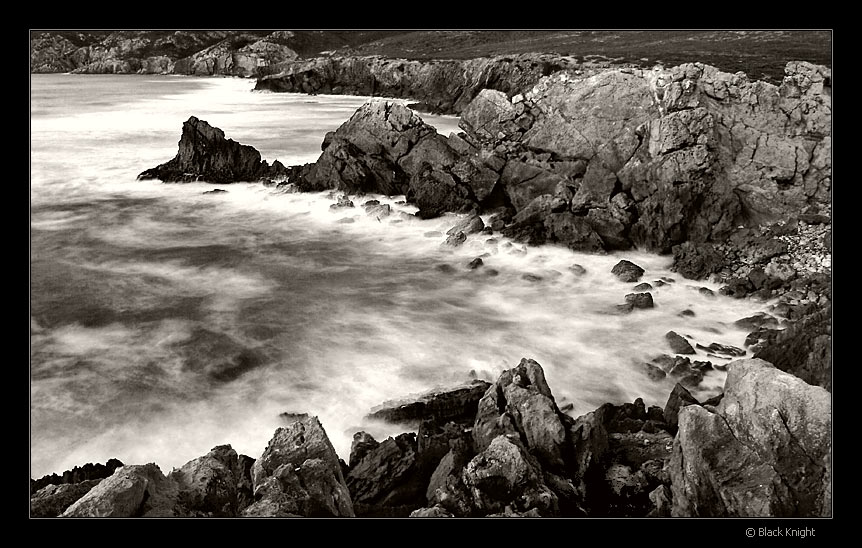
[29,30,831,83]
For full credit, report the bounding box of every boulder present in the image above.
[462,435,559,517]
[248,416,354,517]
[670,358,831,517]
[61,464,179,517]
[169,444,251,517]
[662,383,701,431]
[617,292,654,313]
[446,213,485,236]
[138,116,287,184]
[345,433,424,515]
[611,260,645,282]
[473,358,568,472]
[30,480,102,517]
[665,331,696,354]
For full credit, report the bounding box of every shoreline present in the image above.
[30,54,831,517]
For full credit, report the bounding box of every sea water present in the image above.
[30,73,774,480]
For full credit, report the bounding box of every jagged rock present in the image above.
[695,342,746,358]
[663,383,700,431]
[173,33,298,77]
[30,480,102,517]
[345,433,424,515]
[670,358,831,517]
[665,331,696,354]
[257,53,579,115]
[169,445,251,517]
[366,379,492,427]
[446,213,485,236]
[459,89,520,141]
[138,116,287,184]
[671,241,726,279]
[647,484,672,517]
[61,464,179,517]
[408,166,479,219]
[462,435,559,517]
[424,437,476,517]
[611,260,645,282]
[754,304,832,391]
[31,458,124,493]
[473,358,567,472]
[248,416,354,517]
[365,203,391,218]
[330,194,354,209]
[349,432,380,469]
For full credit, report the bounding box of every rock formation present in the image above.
[670,358,831,517]
[137,116,288,184]
[32,356,831,518]
[255,54,580,115]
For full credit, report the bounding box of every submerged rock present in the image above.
[665,331,696,354]
[611,260,645,282]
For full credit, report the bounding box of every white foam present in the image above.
[30,75,777,479]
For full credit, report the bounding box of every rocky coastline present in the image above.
[31,58,832,518]
[31,357,831,518]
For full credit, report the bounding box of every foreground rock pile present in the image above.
[30,358,830,518]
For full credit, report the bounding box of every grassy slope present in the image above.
[350,30,832,83]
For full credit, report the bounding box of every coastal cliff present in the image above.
[31,42,832,518]
[134,57,832,400]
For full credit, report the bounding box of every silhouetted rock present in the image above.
[138,116,288,184]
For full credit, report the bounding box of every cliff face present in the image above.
[275,61,830,258]
[462,61,832,253]
[31,31,301,77]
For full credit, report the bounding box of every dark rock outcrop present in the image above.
[366,379,492,427]
[31,458,124,493]
[138,116,288,184]
[611,260,645,282]
[754,304,832,391]
[37,354,830,519]
[665,331,696,354]
[170,445,253,517]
